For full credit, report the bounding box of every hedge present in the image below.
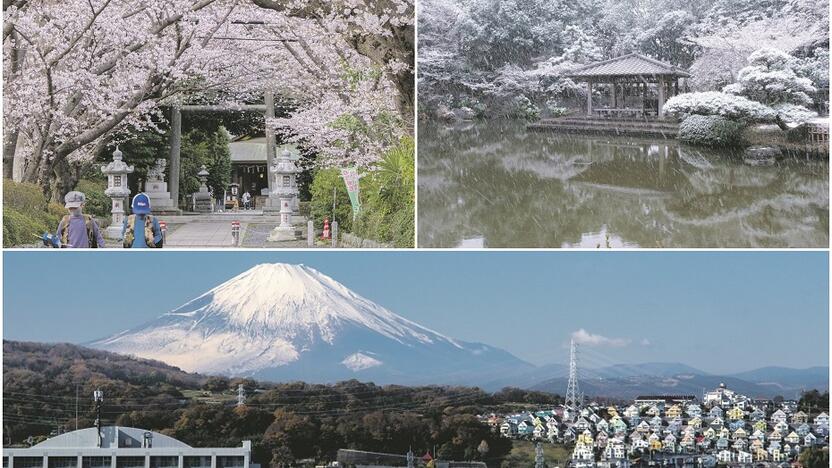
[679,115,746,147]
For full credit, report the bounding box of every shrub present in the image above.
[545,99,568,117]
[309,168,354,233]
[456,96,487,118]
[3,207,50,247]
[2,181,62,247]
[772,103,818,125]
[663,91,776,122]
[352,137,415,247]
[3,180,48,213]
[512,95,541,120]
[679,115,746,146]
[308,138,415,247]
[74,178,110,218]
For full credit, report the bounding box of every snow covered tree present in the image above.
[687,0,827,91]
[663,91,776,122]
[723,48,817,106]
[636,10,699,67]
[722,47,818,125]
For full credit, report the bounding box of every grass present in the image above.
[508,439,572,468]
[180,389,237,405]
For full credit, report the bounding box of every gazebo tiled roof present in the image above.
[567,53,691,78]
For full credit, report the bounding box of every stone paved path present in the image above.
[165,222,237,247]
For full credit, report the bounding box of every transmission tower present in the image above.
[534,442,545,468]
[236,384,246,407]
[565,339,581,417]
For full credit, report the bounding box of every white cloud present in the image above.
[640,338,651,346]
[571,329,631,347]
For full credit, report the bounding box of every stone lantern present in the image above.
[268,149,299,241]
[193,165,213,212]
[101,146,134,239]
[271,149,299,207]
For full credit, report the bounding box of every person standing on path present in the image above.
[54,191,105,248]
[122,193,163,248]
[242,191,251,210]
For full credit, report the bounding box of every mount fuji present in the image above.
[90,263,532,385]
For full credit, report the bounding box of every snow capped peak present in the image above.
[342,352,383,372]
[167,262,456,347]
[89,263,530,383]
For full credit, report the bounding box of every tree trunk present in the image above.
[48,159,81,203]
[3,129,18,179]
[774,115,790,132]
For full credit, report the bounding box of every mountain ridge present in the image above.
[90,263,534,385]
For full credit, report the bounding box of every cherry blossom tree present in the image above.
[3,0,232,198]
[251,0,414,122]
[4,0,413,198]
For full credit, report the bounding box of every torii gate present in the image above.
[167,92,279,211]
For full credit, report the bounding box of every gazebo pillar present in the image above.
[586,81,593,116]
[612,80,618,108]
[657,78,666,118]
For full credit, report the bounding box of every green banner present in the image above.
[340,167,361,217]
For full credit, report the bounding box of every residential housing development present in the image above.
[483,384,829,467]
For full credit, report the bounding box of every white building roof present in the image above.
[34,427,191,449]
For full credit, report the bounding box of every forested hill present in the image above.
[4,340,205,388]
[3,340,558,465]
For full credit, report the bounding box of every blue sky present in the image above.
[3,251,828,374]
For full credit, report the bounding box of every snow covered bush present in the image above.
[723,48,817,107]
[772,103,818,125]
[545,99,568,117]
[456,96,487,118]
[512,95,541,120]
[663,92,776,122]
[679,115,745,146]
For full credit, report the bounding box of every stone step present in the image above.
[540,118,680,129]
[528,122,679,138]
[547,115,679,123]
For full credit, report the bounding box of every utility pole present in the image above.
[75,384,79,431]
[93,389,104,448]
[565,339,581,419]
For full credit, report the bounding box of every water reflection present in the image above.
[418,120,829,248]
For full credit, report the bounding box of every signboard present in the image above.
[340,167,361,217]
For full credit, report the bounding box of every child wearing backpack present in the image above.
[55,191,105,248]
[122,193,164,248]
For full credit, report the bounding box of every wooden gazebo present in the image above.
[567,53,691,118]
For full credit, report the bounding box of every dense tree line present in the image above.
[3,341,546,465]
[799,389,830,415]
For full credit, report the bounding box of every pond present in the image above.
[418,120,829,248]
